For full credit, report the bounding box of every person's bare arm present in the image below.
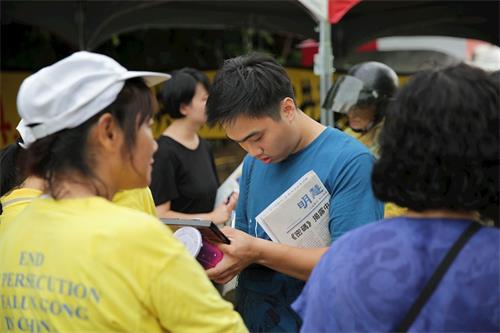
[254,237,328,279]
[206,227,328,284]
[155,193,238,225]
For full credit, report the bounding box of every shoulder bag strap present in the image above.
[395,222,481,332]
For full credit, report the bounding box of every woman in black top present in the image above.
[150,68,237,224]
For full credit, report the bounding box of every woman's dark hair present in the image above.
[24,78,153,198]
[0,141,25,196]
[372,63,499,214]
[206,52,296,127]
[158,67,210,119]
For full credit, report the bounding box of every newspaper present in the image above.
[214,162,243,208]
[214,162,243,227]
[256,170,331,248]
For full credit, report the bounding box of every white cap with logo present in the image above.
[16,51,170,147]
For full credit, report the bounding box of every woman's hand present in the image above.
[209,191,239,225]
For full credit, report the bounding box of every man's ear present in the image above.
[280,97,297,122]
[92,113,123,153]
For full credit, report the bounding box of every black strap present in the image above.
[244,157,255,207]
[395,222,481,332]
[244,157,256,235]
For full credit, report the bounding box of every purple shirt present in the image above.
[293,217,500,332]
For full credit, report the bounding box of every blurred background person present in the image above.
[293,63,499,332]
[324,61,405,217]
[324,61,398,158]
[151,68,237,225]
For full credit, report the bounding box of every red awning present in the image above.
[329,0,361,24]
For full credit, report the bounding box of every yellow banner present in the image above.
[1,68,339,145]
[153,68,322,139]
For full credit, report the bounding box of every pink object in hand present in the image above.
[197,239,224,269]
[173,227,224,269]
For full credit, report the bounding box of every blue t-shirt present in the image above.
[293,217,500,332]
[235,127,384,332]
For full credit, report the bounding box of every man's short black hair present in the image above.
[159,68,210,119]
[206,52,295,126]
[372,63,499,214]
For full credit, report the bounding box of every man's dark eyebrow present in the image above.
[231,131,261,143]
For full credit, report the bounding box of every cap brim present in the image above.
[121,71,171,87]
[16,119,35,148]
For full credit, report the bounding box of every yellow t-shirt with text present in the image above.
[0,196,247,333]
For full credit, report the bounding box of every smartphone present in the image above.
[160,218,231,244]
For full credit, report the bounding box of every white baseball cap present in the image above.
[16,51,170,148]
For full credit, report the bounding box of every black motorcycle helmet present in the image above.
[323,61,398,131]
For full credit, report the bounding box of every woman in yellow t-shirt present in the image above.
[0,52,247,333]
[0,140,157,231]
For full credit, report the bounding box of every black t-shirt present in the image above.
[150,135,219,214]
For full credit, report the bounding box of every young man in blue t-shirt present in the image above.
[205,53,384,332]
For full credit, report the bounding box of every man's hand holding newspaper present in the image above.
[207,171,331,282]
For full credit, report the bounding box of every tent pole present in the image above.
[315,18,334,126]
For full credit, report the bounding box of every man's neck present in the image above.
[291,111,326,154]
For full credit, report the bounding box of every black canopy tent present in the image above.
[1,1,317,51]
[2,0,498,126]
[2,0,498,53]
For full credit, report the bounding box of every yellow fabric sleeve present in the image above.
[148,245,248,333]
[112,187,157,217]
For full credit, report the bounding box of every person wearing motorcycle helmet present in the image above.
[325,62,405,218]
[323,61,398,158]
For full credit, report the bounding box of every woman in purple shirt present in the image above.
[293,63,499,332]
